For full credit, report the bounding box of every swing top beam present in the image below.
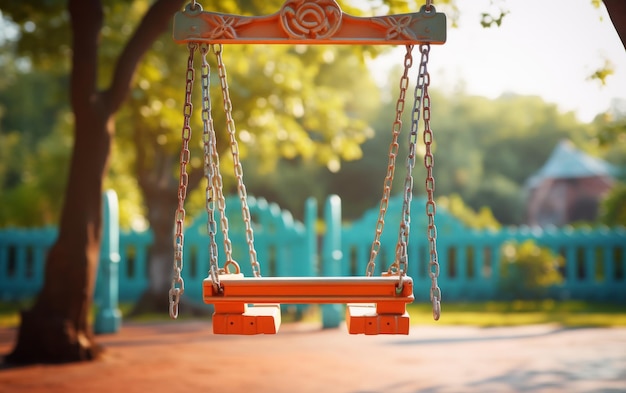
[173,0,446,45]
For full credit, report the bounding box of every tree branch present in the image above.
[604,0,626,50]
[105,0,186,113]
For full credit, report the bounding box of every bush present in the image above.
[499,240,564,300]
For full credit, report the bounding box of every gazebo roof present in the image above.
[526,140,617,188]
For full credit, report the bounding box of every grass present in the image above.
[407,300,626,327]
[0,300,33,329]
[2,300,626,329]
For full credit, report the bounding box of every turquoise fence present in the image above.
[1,191,626,314]
[0,193,319,302]
[343,194,626,303]
[0,191,123,333]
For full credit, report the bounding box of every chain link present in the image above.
[366,45,413,277]
[213,44,262,278]
[169,43,197,319]
[420,44,441,320]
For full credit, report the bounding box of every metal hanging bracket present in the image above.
[173,0,446,45]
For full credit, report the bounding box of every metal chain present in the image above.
[200,44,240,280]
[200,44,240,294]
[169,42,197,319]
[366,45,414,277]
[390,48,426,282]
[213,44,262,278]
[390,44,430,293]
[199,44,220,291]
[421,44,441,321]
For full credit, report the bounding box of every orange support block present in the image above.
[212,303,281,335]
[345,303,410,335]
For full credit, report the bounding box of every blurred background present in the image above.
[0,0,625,324]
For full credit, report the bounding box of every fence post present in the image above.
[321,194,343,328]
[304,197,318,277]
[95,190,122,334]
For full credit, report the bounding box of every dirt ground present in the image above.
[0,321,625,393]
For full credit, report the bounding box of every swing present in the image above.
[168,0,446,335]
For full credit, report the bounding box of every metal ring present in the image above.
[186,1,202,14]
[223,259,241,274]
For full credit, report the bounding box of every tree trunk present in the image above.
[4,0,185,365]
[5,0,109,365]
[133,151,182,313]
[6,102,113,364]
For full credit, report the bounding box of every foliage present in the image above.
[592,111,626,228]
[437,193,500,230]
[588,58,615,86]
[0,0,391,229]
[600,182,626,227]
[592,111,626,173]
[108,0,393,229]
[0,0,623,230]
[428,92,595,225]
[499,240,564,300]
[0,78,71,227]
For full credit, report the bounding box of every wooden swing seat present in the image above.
[204,274,413,335]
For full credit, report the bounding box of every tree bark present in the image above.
[133,139,183,313]
[131,120,206,315]
[5,0,184,365]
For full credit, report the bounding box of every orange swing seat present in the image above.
[204,274,413,335]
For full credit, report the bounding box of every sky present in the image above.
[369,0,626,123]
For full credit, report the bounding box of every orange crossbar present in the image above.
[203,274,414,335]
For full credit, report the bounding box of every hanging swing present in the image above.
[169,0,446,335]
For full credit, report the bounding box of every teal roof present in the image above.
[526,140,617,188]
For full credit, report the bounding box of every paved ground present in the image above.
[0,321,625,393]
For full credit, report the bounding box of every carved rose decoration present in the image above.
[280,0,342,39]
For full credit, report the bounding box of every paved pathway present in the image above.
[1,322,625,392]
